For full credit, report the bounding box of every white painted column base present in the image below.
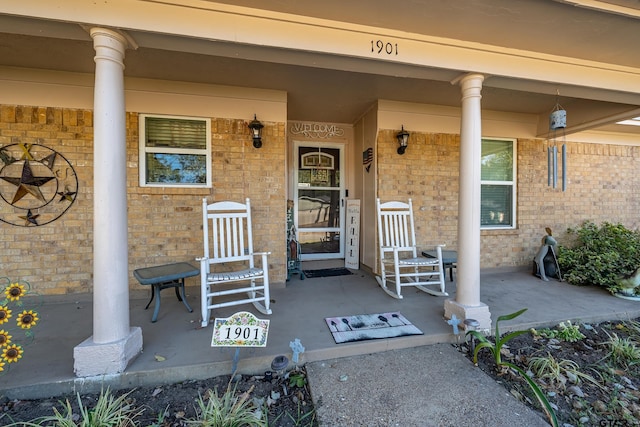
[444,299,492,334]
[73,327,143,377]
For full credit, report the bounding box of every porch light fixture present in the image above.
[248,114,264,148]
[396,125,410,155]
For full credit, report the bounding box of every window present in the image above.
[481,138,516,229]
[139,114,211,187]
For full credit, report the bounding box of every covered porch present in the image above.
[4,266,640,400]
[2,0,640,379]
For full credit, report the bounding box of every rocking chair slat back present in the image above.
[378,200,416,252]
[203,201,252,263]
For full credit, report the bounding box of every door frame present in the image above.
[293,141,346,261]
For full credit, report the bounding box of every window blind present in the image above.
[145,117,206,149]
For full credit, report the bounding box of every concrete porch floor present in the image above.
[3,266,640,401]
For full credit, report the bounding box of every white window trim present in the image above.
[138,113,212,188]
[480,137,517,230]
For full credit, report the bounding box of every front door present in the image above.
[294,143,345,260]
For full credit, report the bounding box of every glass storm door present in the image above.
[295,143,345,260]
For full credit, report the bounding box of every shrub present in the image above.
[557,221,640,291]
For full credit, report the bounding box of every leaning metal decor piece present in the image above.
[0,143,78,227]
[533,227,562,282]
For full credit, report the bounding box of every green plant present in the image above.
[528,352,565,386]
[288,370,307,388]
[602,331,640,369]
[284,401,316,427]
[147,405,170,427]
[502,362,558,427]
[596,389,638,423]
[467,308,530,369]
[623,319,640,335]
[187,383,265,427]
[12,388,142,427]
[528,352,602,389]
[265,409,283,427]
[467,308,558,427]
[558,221,640,292]
[531,320,585,342]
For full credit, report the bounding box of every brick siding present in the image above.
[0,105,286,294]
[2,104,638,295]
[376,130,640,269]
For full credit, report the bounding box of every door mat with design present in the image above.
[303,268,353,278]
[324,312,422,344]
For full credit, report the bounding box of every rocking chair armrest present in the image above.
[196,256,209,268]
[251,251,271,256]
[417,243,446,252]
[251,251,270,269]
[381,245,414,252]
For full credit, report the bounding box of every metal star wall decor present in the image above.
[18,209,40,226]
[0,143,79,227]
[4,161,55,204]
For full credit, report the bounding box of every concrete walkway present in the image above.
[306,344,549,427]
[3,267,640,426]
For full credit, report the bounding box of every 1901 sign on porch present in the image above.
[211,311,270,347]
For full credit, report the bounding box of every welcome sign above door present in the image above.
[290,122,345,139]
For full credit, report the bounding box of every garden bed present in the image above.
[465,317,640,426]
[1,367,317,426]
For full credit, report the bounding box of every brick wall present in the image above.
[376,130,640,269]
[2,104,638,295]
[0,105,286,295]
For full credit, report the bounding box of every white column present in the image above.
[457,74,483,306]
[91,28,130,342]
[444,73,492,332]
[74,27,142,377]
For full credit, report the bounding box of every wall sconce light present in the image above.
[396,125,409,155]
[248,114,264,148]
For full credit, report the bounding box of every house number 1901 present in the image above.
[371,40,398,55]
[222,325,261,341]
[211,311,269,347]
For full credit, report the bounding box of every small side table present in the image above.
[133,262,199,322]
[422,250,458,281]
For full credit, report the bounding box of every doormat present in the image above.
[303,268,353,278]
[324,312,422,344]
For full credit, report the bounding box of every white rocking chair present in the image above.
[375,198,448,299]
[198,198,272,327]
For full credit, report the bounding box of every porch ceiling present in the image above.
[1,0,640,135]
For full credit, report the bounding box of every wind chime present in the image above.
[548,97,567,191]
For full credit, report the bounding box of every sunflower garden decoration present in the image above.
[0,277,40,373]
